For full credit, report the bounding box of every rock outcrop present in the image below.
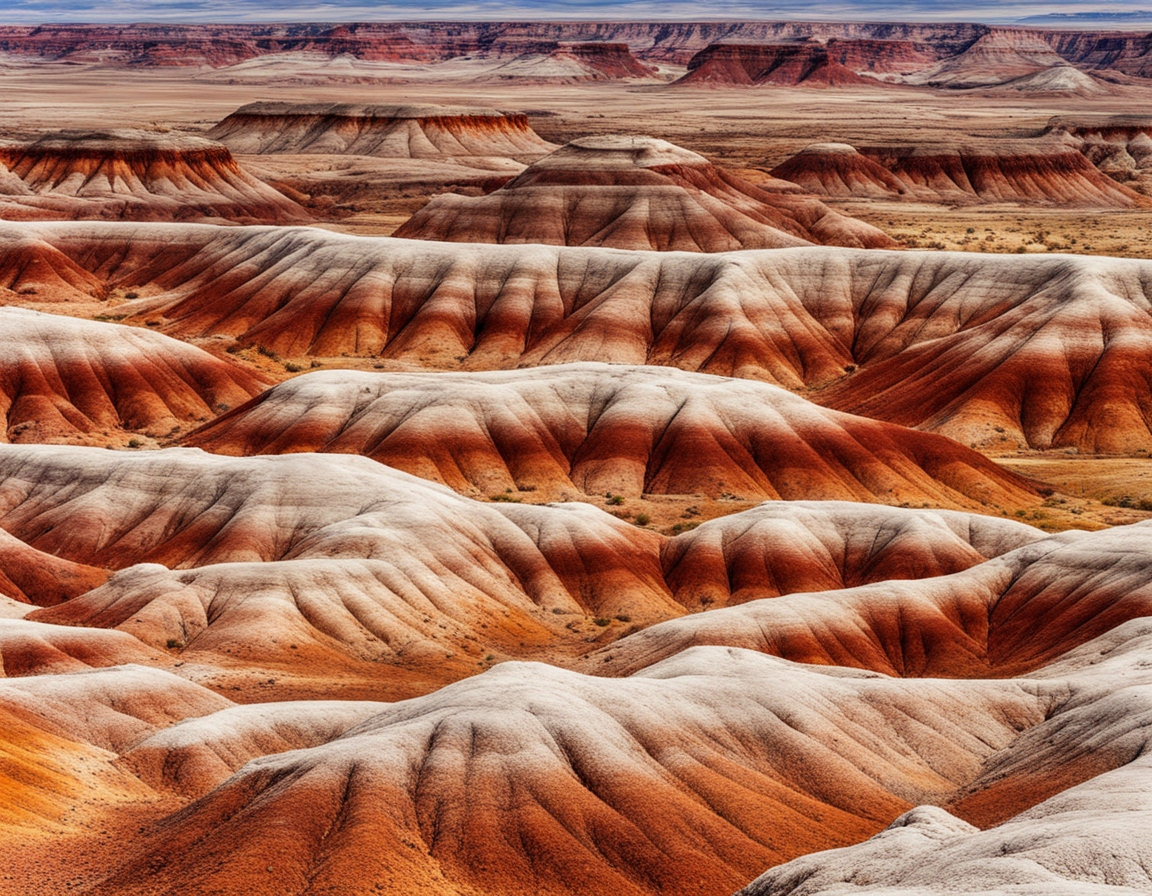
[1046,115,1152,192]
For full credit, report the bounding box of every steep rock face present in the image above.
[823,37,941,74]
[0,22,994,67]
[676,43,879,87]
[393,135,896,250]
[15,223,1152,452]
[0,130,308,224]
[0,308,266,444]
[184,363,1039,510]
[771,141,1149,207]
[1048,29,1152,78]
[207,102,555,158]
[1046,115,1152,190]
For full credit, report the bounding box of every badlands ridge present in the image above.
[2,39,1152,896]
[394,135,896,250]
[7,221,1152,451]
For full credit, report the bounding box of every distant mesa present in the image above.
[208,102,556,159]
[822,37,942,75]
[0,129,308,224]
[906,30,1074,88]
[672,38,942,88]
[185,363,1040,511]
[393,135,897,250]
[675,42,882,87]
[0,307,266,445]
[771,140,1151,207]
[484,41,661,82]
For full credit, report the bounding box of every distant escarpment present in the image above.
[675,43,879,87]
[483,42,661,82]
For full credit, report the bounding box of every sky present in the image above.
[1,0,1150,25]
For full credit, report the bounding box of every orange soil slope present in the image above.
[0,307,267,444]
[590,521,1152,678]
[1,446,1035,696]
[0,527,107,606]
[87,649,1054,896]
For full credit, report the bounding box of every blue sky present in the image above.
[1,0,1149,25]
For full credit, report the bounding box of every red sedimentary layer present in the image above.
[771,141,1150,207]
[0,308,267,445]
[548,41,658,78]
[393,135,896,250]
[0,528,108,606]
[0,132,310,224]
[207,102,555,157]
[182,364,1039,511]
[676,43,878,87]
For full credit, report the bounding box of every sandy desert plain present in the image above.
[2,19,1152,896]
